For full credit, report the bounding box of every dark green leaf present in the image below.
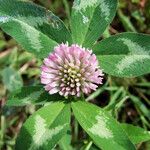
[71,0,117,47]
[93,33,150,77]
[71,101,135,150]
[0,0,72,58]
[16,102,71,150]
[59,127,73,150]
[6,85,64,106]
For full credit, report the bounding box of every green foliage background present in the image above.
[0,0,150,150]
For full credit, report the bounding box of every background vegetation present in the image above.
[0,0,150,149]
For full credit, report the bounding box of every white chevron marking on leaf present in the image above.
[0,16,43,52]
[30,115,67,149]
[73,0,110,21]
[33,115,47,145]
[88,113,113,138]
[20,89,44,105]
[116,38,150,74]
[117,38,149,54]
[1,17,43,53]
[73,0,98,11]
[18,16,46,28]
[0,16,10,23]
[22,22,43,52]
[82,15,89,24]
[99,0,110,21]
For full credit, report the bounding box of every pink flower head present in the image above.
[40,43,104,97]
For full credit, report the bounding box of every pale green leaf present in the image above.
[121,123,150,144]
[71,0,117,47]
[1,67,23,92]
[71,101,135,150]
[93,33,150,77]
[16,102,71,150]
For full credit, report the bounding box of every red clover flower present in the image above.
[41,43,104,97]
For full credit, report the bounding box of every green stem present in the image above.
[62,0,70,20]
[84,141,93,150]
[0,116,5,149]
[74,118,78,143]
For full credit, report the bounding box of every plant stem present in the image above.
[84,141,93,150]
[62,0,70,20]
[74,118,78,142]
